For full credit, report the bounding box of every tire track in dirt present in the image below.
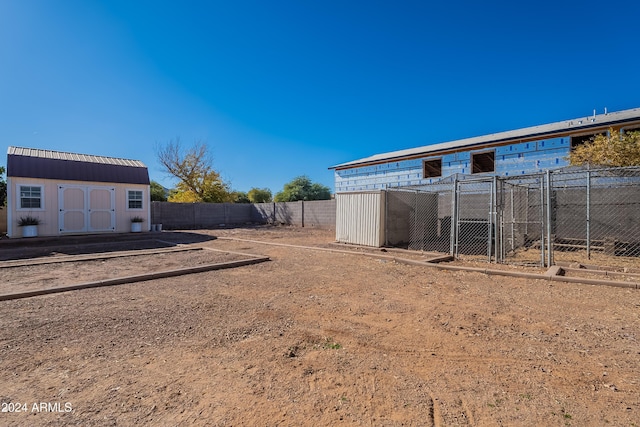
[428,394,476,427]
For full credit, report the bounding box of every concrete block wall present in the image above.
[151,202,253,229]
[193,203,225,227]
[151,202,192,229]
[275,202,303,226]
[251,203,275,223]
[151,200,335,230]
[303,200,336,228]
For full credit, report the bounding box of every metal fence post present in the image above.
[496,176,503,263]
[546,169,553,267]
[414,190,419,250]
[586,170,591,259]
[384,189,389,247]
[540,175,545,267]
[450,177,458,257]
[272,202,276,224]
[525,187,529,238]
[510,185,515,253]
[487,177,494,262]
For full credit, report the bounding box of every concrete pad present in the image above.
[545,266,565,277]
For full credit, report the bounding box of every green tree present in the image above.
[247,187,272,203]
[0,166,6,206]
[167,174,231,203]
[150,181,168,202]
[274,176,331,202]
[230,191,250,203]
[157,138,231,203]
[569,128,640,167]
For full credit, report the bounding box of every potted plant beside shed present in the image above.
[18,215,40,238]
[130,216,145,233]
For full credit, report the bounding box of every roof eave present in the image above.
[329,110,640,170]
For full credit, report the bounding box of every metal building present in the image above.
[330,107,640,192]
[332,109,640,259]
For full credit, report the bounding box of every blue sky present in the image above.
[1,0,639,194]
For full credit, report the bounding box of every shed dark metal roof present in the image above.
[7,147,150,185]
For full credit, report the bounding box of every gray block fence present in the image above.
[151,200,336,230]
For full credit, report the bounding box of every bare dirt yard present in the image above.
[1,227,639,426]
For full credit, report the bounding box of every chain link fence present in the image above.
[385,166,640,267]
[455,179,495,260]
[551,167,640,265]
[385,181,455,253]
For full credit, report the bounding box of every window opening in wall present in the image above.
[20,185,42,209]
[423,158,442,178]
[471,151,495,174]
[571,132,605,148]
[128,190,143,209]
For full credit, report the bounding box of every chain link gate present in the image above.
[454,178,497,261]
[413,185,455,253]
[501,175,547,266]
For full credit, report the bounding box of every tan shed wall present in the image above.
[113,183,151,233]
[7,177,149,238]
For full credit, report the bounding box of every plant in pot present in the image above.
[130,216,145,233]
[18,215,40,238]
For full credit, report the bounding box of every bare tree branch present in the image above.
[156,138,230,202]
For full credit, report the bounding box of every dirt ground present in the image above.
[0,248,250,295]
[1,227,639,426]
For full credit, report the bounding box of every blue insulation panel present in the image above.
[457,151,471,161]
[334,137,574,192]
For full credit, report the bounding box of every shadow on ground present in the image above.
[0,232,216,261]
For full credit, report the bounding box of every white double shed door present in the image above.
[58,185,116,233]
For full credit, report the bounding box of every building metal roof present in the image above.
[330,107,640,170]
[7,146,150,185]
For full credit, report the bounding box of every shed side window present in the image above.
[128,190,143,209]
[472,151,495,174]
[423,159,442,178]
[20,186,42,209]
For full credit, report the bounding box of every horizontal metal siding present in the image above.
[336,192,384,247]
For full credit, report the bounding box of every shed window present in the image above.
[19,185,42,209]
[128,190,143,209]
[471,151,495,174]
[423,159,442,178]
